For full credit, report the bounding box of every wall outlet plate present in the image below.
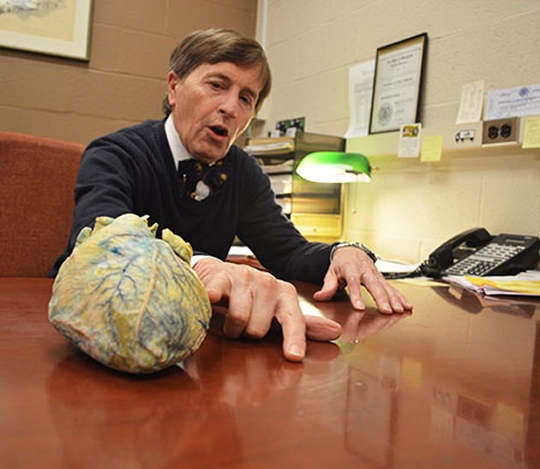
[482,117,519,145]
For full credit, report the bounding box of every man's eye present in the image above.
[240,95,253,107]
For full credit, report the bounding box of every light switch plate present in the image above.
[482,117,519,145]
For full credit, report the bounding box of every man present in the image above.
[52,28,412,362]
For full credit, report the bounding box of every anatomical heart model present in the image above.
[49,213,211,373]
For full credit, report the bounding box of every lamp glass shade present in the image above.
[296,152,371,183]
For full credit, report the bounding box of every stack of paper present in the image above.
[244,141,294,156]
[443,271,540,297]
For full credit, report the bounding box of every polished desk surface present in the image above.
[1,277,539,469]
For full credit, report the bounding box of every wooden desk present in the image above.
[1,277,539,468]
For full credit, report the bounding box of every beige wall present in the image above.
[259,0,540,263]
[0,0,257,144]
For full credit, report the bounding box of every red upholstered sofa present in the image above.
[0,132,85,277]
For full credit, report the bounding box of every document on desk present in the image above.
[228,245,255,257]
[443,271,540,296]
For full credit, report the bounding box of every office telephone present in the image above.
[421,228,540,278]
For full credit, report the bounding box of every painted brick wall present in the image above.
[260,0,540,262]
[0,0,257,144]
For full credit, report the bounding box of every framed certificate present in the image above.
[369,33,428,134]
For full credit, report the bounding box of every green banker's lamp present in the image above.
[296,151,372,242]
[296,151,371,183]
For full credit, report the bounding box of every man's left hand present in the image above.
[313,246,413,314]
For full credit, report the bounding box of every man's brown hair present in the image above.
[163,28,271,115]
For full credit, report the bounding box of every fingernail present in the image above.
[289,344,304,360]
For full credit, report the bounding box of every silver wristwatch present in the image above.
[330,241,377,263]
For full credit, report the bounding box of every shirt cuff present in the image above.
[191,254,211,268]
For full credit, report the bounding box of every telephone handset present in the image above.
[421,228,540,278]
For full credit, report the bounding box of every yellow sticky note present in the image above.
[421,135,443,162]
[522,115,540,149]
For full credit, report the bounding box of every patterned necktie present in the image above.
[178,159,229,201]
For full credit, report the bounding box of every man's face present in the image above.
[167,61,263,164]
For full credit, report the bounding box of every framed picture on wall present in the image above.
[0,0,93,61]
[369,33,428,134]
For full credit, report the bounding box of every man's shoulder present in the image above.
[81,119,172,170]
[85,120,167,156]
[227,144,261,169]
[89,120,165,146]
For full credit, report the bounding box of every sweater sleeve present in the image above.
[49,140,138,276]
[50,124,168,276]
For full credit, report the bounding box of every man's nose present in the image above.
[219,91,239,117]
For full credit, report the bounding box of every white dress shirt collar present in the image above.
[165,115,213,202]
[165,114,192,168]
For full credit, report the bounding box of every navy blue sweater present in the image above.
[52,120,332,283]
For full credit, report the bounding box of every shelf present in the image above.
[345,120,530,158]
[246,132,346,242]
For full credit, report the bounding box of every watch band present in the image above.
[330,242,377,263]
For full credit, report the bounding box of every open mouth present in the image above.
[210,125,228,138]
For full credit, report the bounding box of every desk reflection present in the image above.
[45,328,344,468]
[337,283,540,469]
[433,284,538,318]
[47,352,238,468]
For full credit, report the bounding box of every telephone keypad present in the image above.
[445,243,526,276]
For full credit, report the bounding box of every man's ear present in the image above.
[167,71,179,106]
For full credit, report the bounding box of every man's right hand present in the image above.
[193,257,342,362]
